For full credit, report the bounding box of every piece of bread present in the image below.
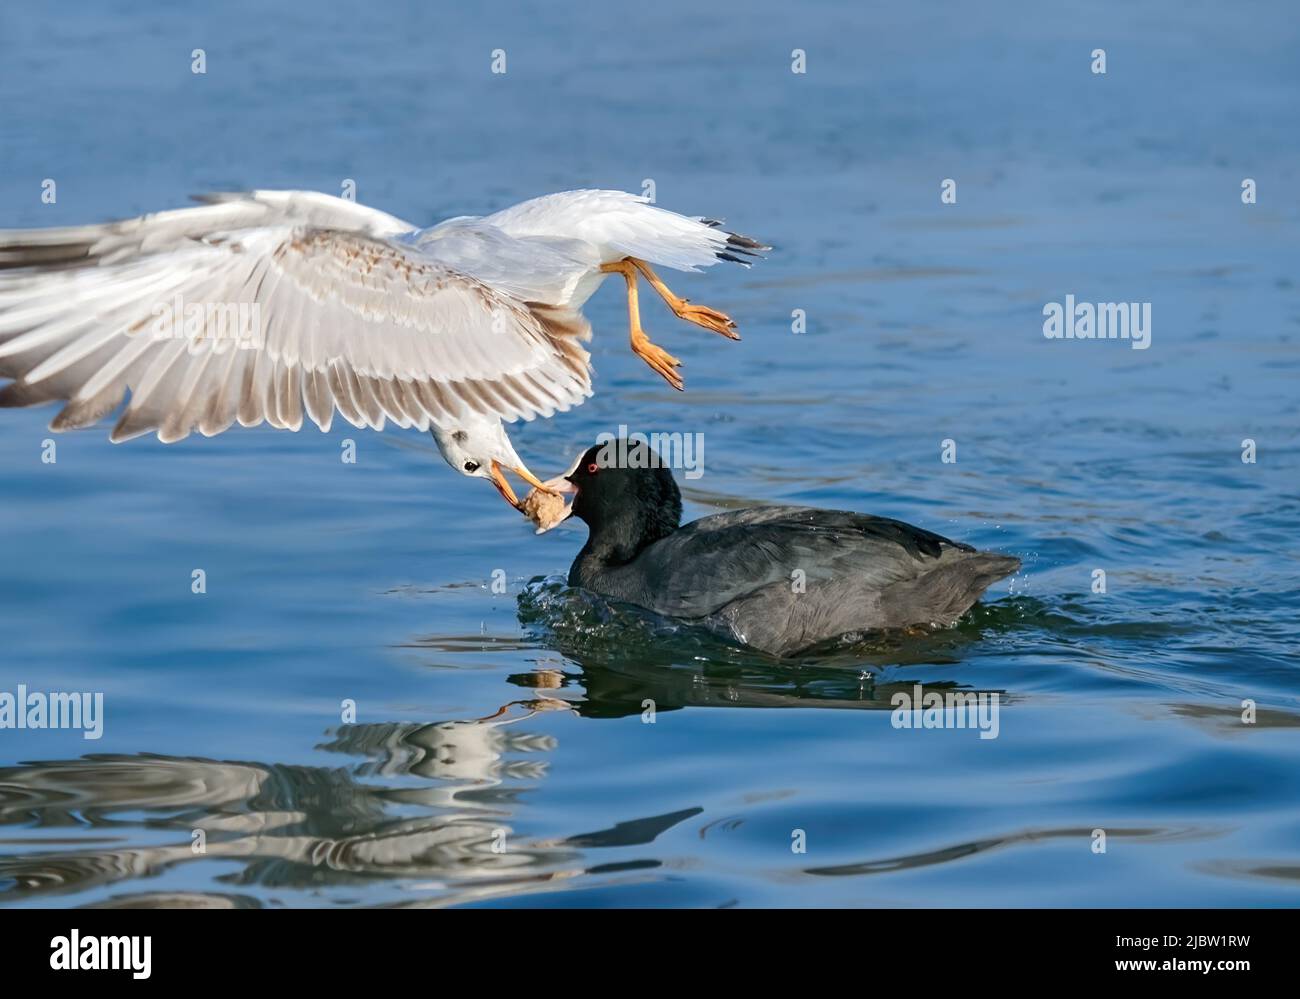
[522,487,571,534]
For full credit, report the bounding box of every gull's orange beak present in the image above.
[489,461,523,510]
[512,463,559,495]
[490,461,564,512]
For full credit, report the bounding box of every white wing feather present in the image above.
[0,191,592,443]
[481,189,765,273]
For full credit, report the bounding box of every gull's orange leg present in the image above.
[630,258,740,340]
[600,259,683,391]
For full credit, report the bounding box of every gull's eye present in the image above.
[586,462,600,474]
[464,461,480,473]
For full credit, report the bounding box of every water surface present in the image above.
[0,0,1297,907]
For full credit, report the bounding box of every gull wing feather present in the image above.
[481,189,769,272]
[0,192,592,443]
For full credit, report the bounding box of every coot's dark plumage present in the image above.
[556,443,1020,657]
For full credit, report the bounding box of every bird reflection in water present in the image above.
[0,697,606,908]
[0,600,1020,908]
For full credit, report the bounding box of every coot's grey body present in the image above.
[570,505,1019,657]
[557,444,1020,658]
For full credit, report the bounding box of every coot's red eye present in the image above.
[586,462,600,474]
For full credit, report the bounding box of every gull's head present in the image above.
[433,419,521,481]
[432,418,551,511]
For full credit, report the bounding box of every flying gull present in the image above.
[0,189,766,508]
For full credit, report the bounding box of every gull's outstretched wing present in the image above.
[481,189,768,272]
[0,191,592,442]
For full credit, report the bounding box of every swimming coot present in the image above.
[542,442,1020,657]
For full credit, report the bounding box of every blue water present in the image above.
[0,1,1297,907]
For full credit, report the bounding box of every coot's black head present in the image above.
[565,439,682,564]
